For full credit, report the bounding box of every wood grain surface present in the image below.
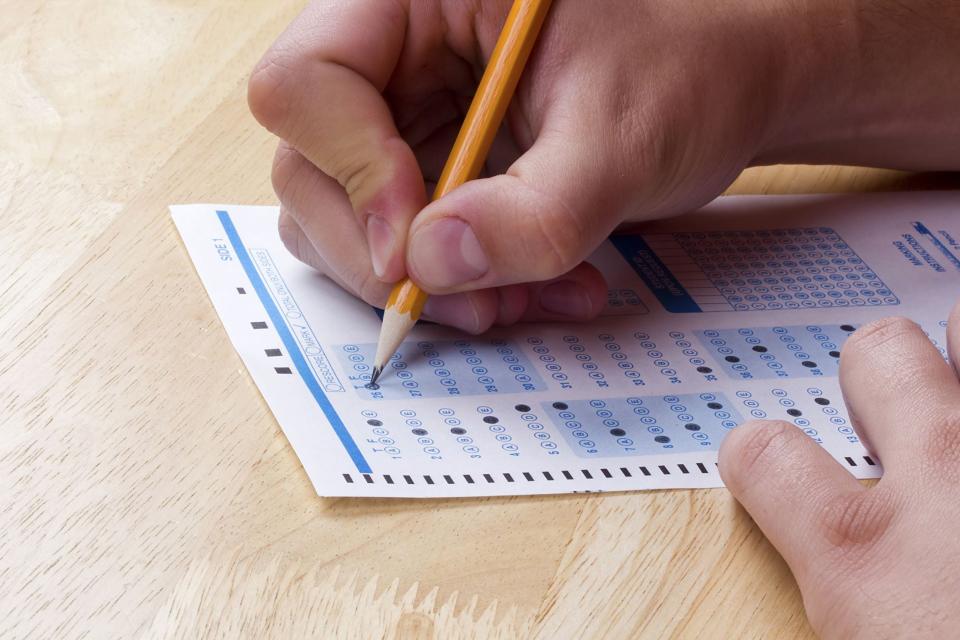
[2,2,958,638]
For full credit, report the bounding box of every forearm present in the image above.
[757,0,960,170]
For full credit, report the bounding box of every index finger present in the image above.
[840,316,960,478]
[248,0,426,281]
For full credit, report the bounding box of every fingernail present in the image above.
[410,218,489,288]
[366,214,395,279]
[539,280,594,318]
[423,293,480,333]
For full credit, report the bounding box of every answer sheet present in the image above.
[172,192,959,497]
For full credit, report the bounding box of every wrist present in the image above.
[754,0,960,171]
[752,0,861,166]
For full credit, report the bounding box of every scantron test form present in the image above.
[172,192,959,497]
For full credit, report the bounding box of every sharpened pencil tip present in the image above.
[369,366,382,386]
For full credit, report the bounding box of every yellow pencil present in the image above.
[369,0,554,386]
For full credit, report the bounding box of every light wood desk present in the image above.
[2,2,957,637]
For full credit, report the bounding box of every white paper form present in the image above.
[171,192,960,497]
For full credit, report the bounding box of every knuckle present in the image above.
[843,316,918,358]
[333,147,383,206]
[352,269,389,309]
[528,195,588,280]
[819,489,896,557]
[270,143,308,204]
[277,215,300,257]
[277,212,312,267]
[248,52,299,132]
[721,420,798,488]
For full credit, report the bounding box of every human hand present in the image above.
[247,0,804,331]
[249,1,960,333]
[720,303,960,638]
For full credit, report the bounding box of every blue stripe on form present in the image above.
[217,210,372,474]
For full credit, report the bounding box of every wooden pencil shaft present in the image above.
[375,0,554,371]
[383,0,554,321]
[433,0,553,199]
[386,278,427,316]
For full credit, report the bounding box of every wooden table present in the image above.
[3,2,957,637]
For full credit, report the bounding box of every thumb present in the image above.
[719,420,866,586]
[405,127,624,296]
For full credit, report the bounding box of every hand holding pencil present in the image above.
[247,0,785,373]
[248,0,790,341]
[368,0,555,383]
[250,0,960,349]
[250,0,960,633]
